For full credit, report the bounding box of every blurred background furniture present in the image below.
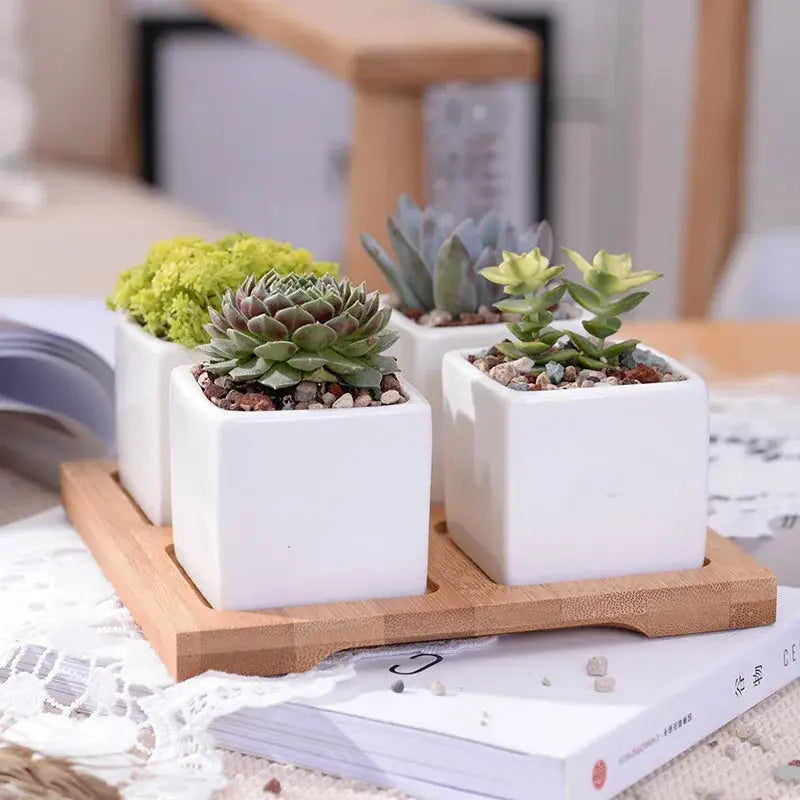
[681,0,751,318]
[0,0,225,297]
[180,0,540,291]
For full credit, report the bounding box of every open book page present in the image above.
[0,297,116,365]
[0,304,114,501]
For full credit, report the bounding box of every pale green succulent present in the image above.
[561,248,663,367]
[360,196,553,317]
[199,271,398,389]
[479,248,568,362]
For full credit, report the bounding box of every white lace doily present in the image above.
[0,376,798,798]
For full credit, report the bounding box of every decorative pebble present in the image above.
[535,371,550,388]
[578,369,605,382]
[332,393,354,409]
[509,356,536,375]
[477,305,501,324]
[391,679,405,694]
[734,721,755,740]
[661,372,678,382]
[773,765,800,783]
[263,777,282,795]
[430,680,446,696]
[354,393,372,408]
[321,392,336,407]
[293,381,318,403]
[541,676,551,687]
[707,740,718,749]
[594,676,615,693]
[419,309,453,327]
[381,374,402,393]
[509,382,530,391]
[488,362,518,386]
[307,402,325,410]
[563,365,578,382]
[579,379,596,388]
[545,384,558,390]
[603,376,620,385]
[545,361,565,384]
[632,348,669,372]
[586,656,608,677]
[380,389,401,405]
[295,402,309,410]
[475,359,490,373]
[724,744,737,760]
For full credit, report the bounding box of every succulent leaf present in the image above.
[606,291,649,316]
[601,339,640,359]
[564,281,605,315]
[230,357,271,381]
[566,330,602,359]
[258,362,303,389]
[291,322,337,352]
[253,341,298,361]
[287,353,328,371]
[301,298,336,323]
[247,314,289,340]
[433,235,479,316]
[387,215,435,310]
[359,233,422,310]
[582,316,621,339]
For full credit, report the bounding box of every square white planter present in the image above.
[442,347,709,585]
[388,307,586,505]
[170,366,432,610]
[115,317,195,525]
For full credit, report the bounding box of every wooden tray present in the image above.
[61,460,777,681]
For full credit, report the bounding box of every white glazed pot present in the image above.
[388,306,586,505]
[115,317,195,525]
[442,346,709,585]
[170,366,432,610]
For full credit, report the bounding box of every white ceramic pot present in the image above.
[442,346,709,585]
[115,317,195,525]
[388,306,586,505]
[170,366,432,610]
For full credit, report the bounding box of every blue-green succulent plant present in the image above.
[360,196,553,317]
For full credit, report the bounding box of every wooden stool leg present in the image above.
[345,86,425,291]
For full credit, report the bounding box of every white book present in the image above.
[211,587,800,800]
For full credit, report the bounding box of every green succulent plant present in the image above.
[107,234,339,347]
[199,271,399,389]
[479,249,570,362]
[360,196,554,317]
[561,248,662,367]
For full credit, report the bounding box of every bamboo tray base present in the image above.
[61,460,777,681]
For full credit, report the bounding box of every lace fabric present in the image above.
[0,377,798,798]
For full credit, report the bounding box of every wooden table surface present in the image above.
[623,318,800,381]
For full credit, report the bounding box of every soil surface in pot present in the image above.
[192,366,407,411]
[470,345,686,391]
[401,301,579,328]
